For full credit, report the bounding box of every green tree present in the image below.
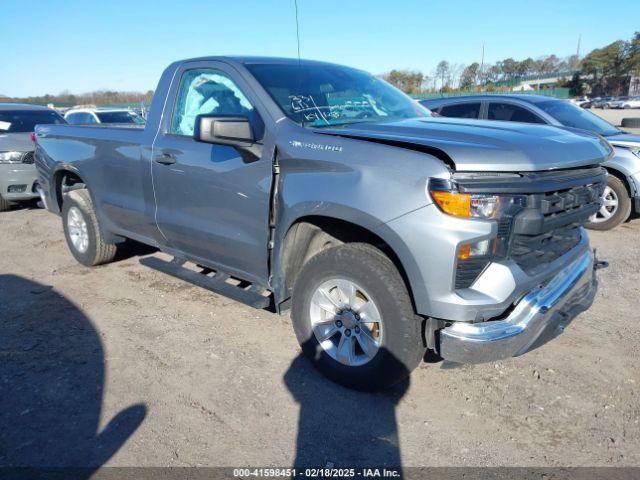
[459,62,480,89]
[625,31,640,74]
[435,60,450,90]
[582,40,628,94]
[516,58,535,77]
[499,58,519,80]
[382,69,424,93]
[562,72,585,96]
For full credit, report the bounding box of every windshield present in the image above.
[95,111,146,124]
[536,100,620,136]
[246,63,428,127]
[0,109,66,133]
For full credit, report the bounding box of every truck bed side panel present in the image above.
[36,125,160,242]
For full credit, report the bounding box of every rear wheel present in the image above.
[0,194,11,212]
[291,243,425,391]
[587,175,631,230]
[62,189,117,266]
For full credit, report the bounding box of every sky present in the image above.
[1,0,638,97]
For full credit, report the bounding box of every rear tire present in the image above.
[621,117,640,128]
[62,189,117,266]
[0,194,11,212]
[586,175,631,231]
[291,243,425,391]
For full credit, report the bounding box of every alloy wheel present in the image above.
[309,278,384,366]
[67,206,89,253]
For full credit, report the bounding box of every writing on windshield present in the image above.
[247,63,427,127]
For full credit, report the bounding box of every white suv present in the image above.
[619,96,640,109]
[64,108,145,125]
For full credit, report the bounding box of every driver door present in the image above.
[151,61,272,285]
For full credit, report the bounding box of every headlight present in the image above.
[0,151,23,164]
[430,190,501,219]
[429,179,526,220]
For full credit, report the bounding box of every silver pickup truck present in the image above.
[35,57,610,390]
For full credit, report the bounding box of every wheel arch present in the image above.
[273,212,421,315]
[52,166,86,213]
[604,166,634,197]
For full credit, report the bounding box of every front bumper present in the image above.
[0,163,39,201]
[439,249,598,364]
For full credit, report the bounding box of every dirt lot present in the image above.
[1,202,639,469]
[592,108,640,133]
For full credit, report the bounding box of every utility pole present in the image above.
[576,34,581,59]
[478,44,485,86]
[574,34,582,69]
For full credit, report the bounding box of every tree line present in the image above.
[0,89,155,107]
[380,31,639,96]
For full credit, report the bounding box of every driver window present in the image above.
[171,68,255,136]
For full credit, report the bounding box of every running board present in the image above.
[139,255,273,310]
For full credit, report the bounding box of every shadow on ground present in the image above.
[113,239,158,262]
[0,274,146,473]
[284,349,409,470]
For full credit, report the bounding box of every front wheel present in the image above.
[587,175,631,230]
[62,189,117,266]
[291,243,425,391]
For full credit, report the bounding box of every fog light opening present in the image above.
[7,184,27,194]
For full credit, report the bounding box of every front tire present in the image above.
[291,243,425,391]
[587,175,631,231]
[62,189,117,266]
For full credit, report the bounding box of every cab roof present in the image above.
[0,103,55,111]
[177,55,351,68]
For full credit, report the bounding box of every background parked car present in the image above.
[617,96,640,109]
[64,107,146,125]
[570,96,591,108]
[608,96,632,109]
[591,96,616,109]
[421,94,640,230]
[0,104,66,211]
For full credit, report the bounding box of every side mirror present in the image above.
[195,115,254,146]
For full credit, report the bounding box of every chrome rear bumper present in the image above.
[439,249,598,364]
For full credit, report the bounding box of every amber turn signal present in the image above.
[431,190,471,218]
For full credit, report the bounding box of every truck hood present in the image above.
[316,117,611,172]
[604,132,640,149]
[0,132,34,153]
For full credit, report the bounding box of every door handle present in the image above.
[154,152,177,165]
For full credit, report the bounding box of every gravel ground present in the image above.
[1,204,638,469]
[591,108,640,133]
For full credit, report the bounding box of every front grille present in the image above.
[453,166,606,288]
[540,185,598,214]
[497,218,512,237]
[21,152,34,164]
[509,181,604,273]
[511,224,582,272]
